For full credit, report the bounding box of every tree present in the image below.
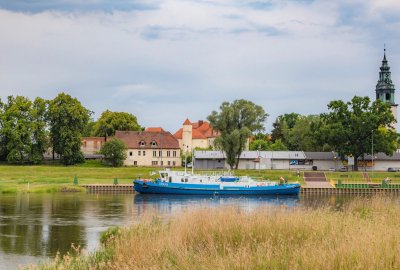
[208,99,268,169]
[269,139,288,151]
[250,139,269,151]
[317,96,397,171]
[284,115,323,151]
[92,110,142,137]
[0,96,48,164]
[48,93,90,165]
[271,113,300,142]
[100,138,127,167]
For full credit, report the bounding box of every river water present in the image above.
[0,193,363,269]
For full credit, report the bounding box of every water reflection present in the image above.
[134,194,300,216]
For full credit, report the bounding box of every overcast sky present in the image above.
[0,0,399,133]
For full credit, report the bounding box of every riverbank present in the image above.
[30,196,400,270]
[0,161,398,193]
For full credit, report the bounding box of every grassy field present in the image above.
[0,161,398,193]
[30,196,400,270]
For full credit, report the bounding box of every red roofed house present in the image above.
[173,118,219,152]
[115,129,181,167]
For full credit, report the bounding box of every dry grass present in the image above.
[31,196,400,270]
[107,197,400,270]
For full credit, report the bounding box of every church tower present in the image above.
[376,48,397,130]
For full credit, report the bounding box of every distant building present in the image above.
[173,118,219,152]
[193,150,400,171]
[81,137,105,159]
[115,129,181,167]
[375,48,398,129]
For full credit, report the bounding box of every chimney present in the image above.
[198,120,203,126]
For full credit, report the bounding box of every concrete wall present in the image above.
[81,139,104,155]
[124,149,181,167]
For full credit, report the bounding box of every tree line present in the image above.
[209,96,398,171]
[0,93,141,165]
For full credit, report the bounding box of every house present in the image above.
[115,129,181,167]
[81,137,106,159]
[173,118,218,152]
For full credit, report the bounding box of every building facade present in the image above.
[376,48,398,129]
[115,129,181,167]
[81,137,106,158]
[194,150,400,171]
[173,118,218,152]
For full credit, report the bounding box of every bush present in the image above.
[100,139,127,167]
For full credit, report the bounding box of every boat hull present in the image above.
[134,180,300,196]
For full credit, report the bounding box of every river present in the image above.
[0,193,363,269]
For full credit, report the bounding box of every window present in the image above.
[173,151,176,157]
[159,150,162,157]
[168,161,171,166]
[134,161,137,166]
[167,151,170,157]
[153,151,156,157]
[138,151,141,156]
[129,152,132,156]
[83,141,87,147]
[173,161,176,166]
[152,161,158,166]
[143,151,146,156]
[386,93,391,101]
[161,161,164,166]
[139,141,145,147]
[94,141,98,148]
[151,141,157,147]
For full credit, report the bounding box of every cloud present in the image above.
[0,0,399,133]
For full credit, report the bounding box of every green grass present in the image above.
[0,160,397,193]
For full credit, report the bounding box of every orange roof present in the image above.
[173,128,183,139]
[145,127,165,132]
[192,129,207,139]
[173,120,218,140]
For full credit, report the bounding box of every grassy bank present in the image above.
[30,196,400,270]
[0,161,398,193]
[0,161,400,193]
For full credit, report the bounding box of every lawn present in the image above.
[0,160,397,193]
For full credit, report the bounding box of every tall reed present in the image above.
[33,196,400,270]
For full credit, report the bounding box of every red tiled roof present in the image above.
[145,127,165,132]
[192,129,207,139]
[173,128,183,139]
[173,120,218,140]
[183,118,191,125]
[115,130,180,149]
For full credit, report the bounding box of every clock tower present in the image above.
[376,48,397,130]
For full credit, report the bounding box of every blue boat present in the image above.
[134,170,300,196]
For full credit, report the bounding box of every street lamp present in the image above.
[371,130,374,172]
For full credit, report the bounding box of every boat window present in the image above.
[169,177,172,183]
[185,178,188,182]
[200,179,202,183]
[181,178,184,182]
[160,173,165,178]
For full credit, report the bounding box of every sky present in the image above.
[0,0,400,133]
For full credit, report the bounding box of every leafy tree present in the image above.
[284,115,322,151]
[269,139,288,151]
[208,99,268,169]
[48,93,90,165]
[92,110,142,137]
[317,96,397,171]
[250,139,269,151]
[271,113,300,142]
[0,96,48,164]
[100,138,127,167]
